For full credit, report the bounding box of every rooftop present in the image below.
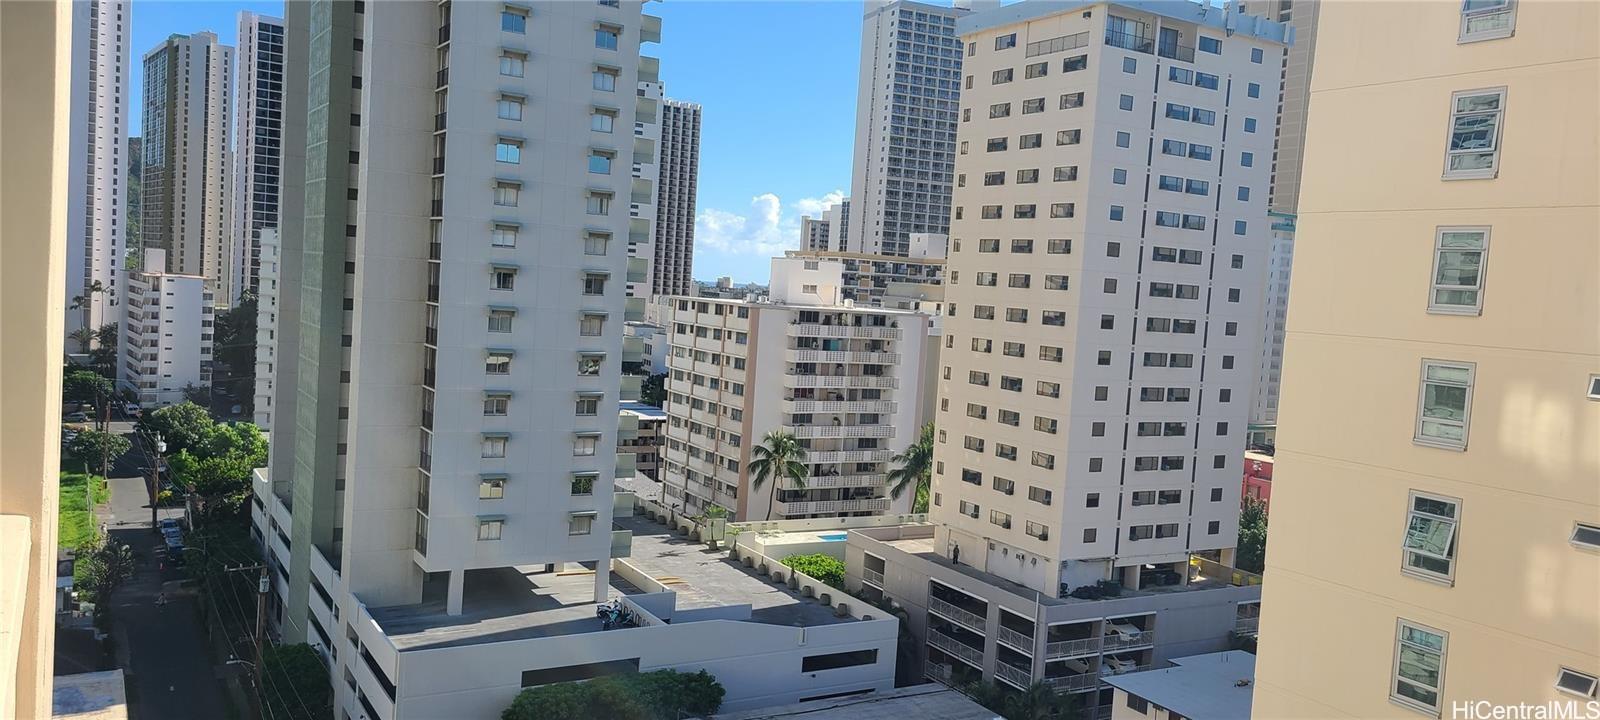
[712,684,998,720]
[620,401,668,420]
[1100,651,1257,720]
[958,0,1293,45]
[53,670,129,720]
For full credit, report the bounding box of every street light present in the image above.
[148,433,167,532]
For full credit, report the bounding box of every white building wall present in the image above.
[654,99,700,298]
[252,229,280,429]
[230,12,285,305]
[64,0,130,346]
[627,80,663,298]
[1250,214,1293,427]
[120,250,214,406]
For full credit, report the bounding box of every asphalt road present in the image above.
[103,476,228,720]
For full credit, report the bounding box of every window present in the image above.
[573,434,598,456]
[492,224,518,247]
[1022,98,1046,114]
[1040,346,1063,362]
[500,50,526,77]
[589,149,614,174]
[1034,416,1057,434]
[593,67,618,91]
[1247,82,1261,99]
[1416,360,1474,449]
[995,33,1017,50]
[1127,695,1149,714]
[1057,129,1081,146]
[1119,94,1134,111]
[1392,620,1448,714]
[1047,238,1071,254]
[488,309,515,333]
[1017,169,1038,184]
[1110,205,1124,221]
[1251,47,1264,63]
[992,69,1013,85]
[1460,0,1516,42]
[1014,204,1036,219]
[984,172,1006,186]
[1198,36,1221,54]
[482,434,508,458]
[803,649,879,672]
[1031,451,1055,470]
[1240,151,1254,167]
[1116,131,1131,148]
[1044,275,1068,290]
[1403,491,1461,584]
[501,6,527,33]
[1556,668,1599,699]
[483,394,509,416]
[569,513,595,535]
[990,510,1012,528]
[497,94,524,121]
[586,191,611,216]
[958,500,979,518]
[1235,220,1248,235]
[1429,227,1489,314]
[1050,203,1074,219]
[495,139,522,164]
[492,267,517,290]
[1017,133,1041,150]
[578,354,603,376]
[583,273,607,296]
[494,182,520,207]
[1025,61,1047,79]
[1445,89,1506,179]
[1029,486,1052,505]
[1122,56,1137,73]
[479,477,506,499]
[478,518,504,541]
[1165,103,1190,122]
[1042,311,1065,326]
[1053,165,1077,181]
[987,137,1008,152]
[595,24,619,50]
[584,232,609,256]
[989,102,1011,118]
[591,108,616,133]
[1063,54,1087,72]
[1573,522,1600,549]
[1060,92,1084,109]
[485,352,512,374]
[1244,117,1258,133]
[1238,186,1251,201]
[1037,381,1060,399]
[580,313,605,336]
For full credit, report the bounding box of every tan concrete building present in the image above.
[1252,1,1600,717]
[1,2,73,717]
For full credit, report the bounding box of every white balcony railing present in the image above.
[995,662,1033,690]
[1045,636,1102,659]
[788,323,902,340]
[785,474,887,490]
[774,497,891,515]
[928,629,984,668]
[997,626,1035,654]
[1234,617,1259,636]
[804,449,893,464]
[786,424,895,439]
[786,349,901,365]
[787,374,899,390]
[781,399,898,414]
[925,662,954,684]
[861,567,885,586]
[1043,674,1100,692]
[1102,629,1155,652]
[928,597,987,634]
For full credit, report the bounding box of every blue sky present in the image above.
[130,0,871,284]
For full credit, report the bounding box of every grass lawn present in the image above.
[59,472,109,551]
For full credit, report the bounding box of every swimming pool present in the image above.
[816,532,849,542]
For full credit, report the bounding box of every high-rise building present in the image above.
[251,228,280,429]
[140,31,235,302]
[1252,1,1600,716]
[935,0,1289,599]
[653,98,701,297]
[845,0,975,258]
[230,12,285,304]
[824,199,851,252]
[801,215,831,252]
[1239,0,1318,215]
[660,257,937,521]
[119,249,215,407]
[64,0,130,346]
[1,3,73,716]
[627,79,663,299]
[1249,210,1293,434]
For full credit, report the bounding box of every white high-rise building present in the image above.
[64,0,130,346]
[654,98,700,298]
[251,228,279,430]
[845,0,975,258]
[933,1,1290,597]
[627,79,663,299]
[801,215,831,252]
[822,199,851,252]
[120,249,214,407]
[1249,211,1294,434]
[140,31,234,303]
[659,257,938,521]
[230,12,284,305]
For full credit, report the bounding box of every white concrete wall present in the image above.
[769,257,843,306]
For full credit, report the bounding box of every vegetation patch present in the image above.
[501,669,724,720]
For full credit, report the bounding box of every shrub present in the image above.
[501,669,724,720]
[780,553,846,589]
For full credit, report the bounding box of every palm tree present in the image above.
[746,430,808,521]
[1004,680,1070,720]
[888,422,934,513]
[68,326,96,354]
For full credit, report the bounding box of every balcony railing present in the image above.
[925,662,954,684]
[786,349,901,365]
[1234,617,1260,636]
[785,424,894,439]
[434,112,447,132]
[1045,636,1102,659]
[782,399,898,414]
[774,497,890,515]
[1043,674,1099,692]
[787,374,899,390]
[861,567,884,586]
[995,662,1032,690]
[928,597,987,634]
[997,626,1035,654]
[1157,41,1195,62]
[1103,30,1154,54]
[435,67,449,88]
[804,449,892,464]
[1102,629,1155,652]
[928,630,984,668]
[788,323,902,340]
[784,473,886,490]
[437,24,450,44]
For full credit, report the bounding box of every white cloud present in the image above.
[694,189,845,257]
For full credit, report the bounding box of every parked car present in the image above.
[63,412,89,423]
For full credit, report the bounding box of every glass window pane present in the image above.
[1404,515,1455,556]
[1425,365,1472,384]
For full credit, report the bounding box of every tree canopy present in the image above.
[502,670,724,720]
[1237,496,1268,573]
[64,430,130,477]
[64,370,114,406]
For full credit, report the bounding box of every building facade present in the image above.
[64,0,130,346]
[823,199,851,252]
[1239,0,1318,215]
[1252,1,1600,717]
[620,401,666,481]
[801,215,831,252]
[141,31,235,302]
[654,98,700,298]
[119,249,214,407]
[935,1,1288,599]
[230,12,285,304]
[627,78,663,299]
[1249,210,1293,430]
[659,257,936,521]
[846,0,973,257]
[787,246,945,308]
[251,228,280,429]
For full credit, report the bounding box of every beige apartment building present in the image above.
[1252,1,1600,718]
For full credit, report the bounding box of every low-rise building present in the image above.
[119,249,214,407]
[1241,451,1272,510]
[624,320,669,376]
[661,257,938,521]
[620,402,666,481]
[1102,650,1256,720]
[787,235,946,308]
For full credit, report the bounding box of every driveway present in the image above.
[101,476,228,719]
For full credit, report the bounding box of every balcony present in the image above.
[1235,616,1259,636]
[1157,41,1196,62]
[774,497,890,515]
[434,112,446,132]
[435,67,449,88]
[624,296,646,322]
[788,323,901,340]
[619,374,642,402]
[1103,29,1154,54]
[640,15,661,44]
[639,54,660,83]
[928,597,986,635]
[1102,629,1155,653]
[784,474,886,490]
[782,399,897,415]
[997,626,1034,654]
[622,335,645,364]
[785,349,900,365]
[861,567,884,586]
[627,256,649,284]
[804,449,891,464]
[995,662,1032,690]
[785,424,894,440]
[611,528,632,558]
[925,662,954,684]
[1045,636,1102,660]
[617,413,639,443]
[928,629,984,669]
[1043,674,1099,693]
[615,452,636,480]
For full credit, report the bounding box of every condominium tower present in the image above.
[229,12,285,304]
[801,215,830,252]
[846,0,974,257]
[627,78,663,298]
[660,257,935,520]
[64,0,130,344]
[824,199,851,251]
[119,249,215,407]
[935,1,1288,598]
[258,2,659,717]
[654,98,701,297]
[1252,1,1600,717]
[140,31,235,301]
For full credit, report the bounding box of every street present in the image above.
[100,474,228,719]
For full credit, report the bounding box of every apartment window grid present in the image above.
[1443,88,1506,179]
[1401,491,1461,584]
[1415,360,1474,450]
[1391,619,1448,714]
[1427,227,1489,314]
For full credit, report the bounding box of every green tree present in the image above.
[64,370,114,407]
[65,429,130,481]
[1237,496,1268,573]
[213,293,258,413]
[200,421,268,467]
[76,538,135,606]
[262,643,333,720]
[640,372,666,407]
[501,670,723,720]
[67,327,96,354]
[1003,681,1072,720]
[888,422,934,513]
[69,281,112,348]
[90,323,120,375]
[745,430,808,521]
[140,401,216,454]
[780,553,845,588]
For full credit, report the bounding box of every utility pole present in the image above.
[148,433,166,531]
[223,562,269,720]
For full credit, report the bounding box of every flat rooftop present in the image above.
[53,670,129,720]
[369,512,855,651]
[712,684,997,720]
[1101,651,1257,720]
[620,401,667,420]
